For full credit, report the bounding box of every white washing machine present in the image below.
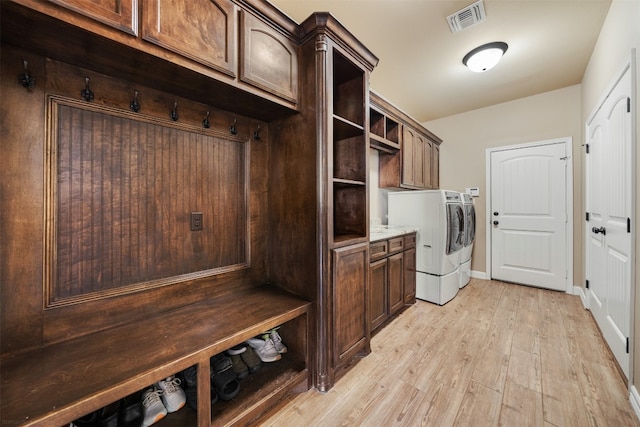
[459,192,476,288]
[388,190,464,305]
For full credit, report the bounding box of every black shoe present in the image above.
[118,391,143,427]
[73,401,119,427]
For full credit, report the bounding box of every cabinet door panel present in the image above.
[369,258,387,331]
[403,247,416,304]
[333,243,369,366]
[432,144,440,189]
[402,126,415,187]
[413,134,425,188]
[48,0,137,34]
[240,12,298,103]
[423,137,433,189]
[388,252,404,315]
[142,0,236,76]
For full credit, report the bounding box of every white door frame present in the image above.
[485,138,574,293]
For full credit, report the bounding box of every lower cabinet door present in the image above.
[388,252,404,315]
[332,243,369,366]
[369,258,388,331]
[403,247,416,304]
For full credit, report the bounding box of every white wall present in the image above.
[422,85,582,279]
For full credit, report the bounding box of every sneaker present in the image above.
[157,376,186,413]
[246,337,281,362]
[141,387,167,427]
[268,328,287,354]
[226,343,247,355]
[227,353,249,379]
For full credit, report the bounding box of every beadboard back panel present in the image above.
[46,96,249,307]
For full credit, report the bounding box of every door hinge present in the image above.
[586,279,590,289]
[628,217,631,233]
[586,212,590,221]
[628,97,631,113]
[626,337,630,354]
[585,143,590,154]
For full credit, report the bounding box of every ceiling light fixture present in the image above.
[462,42,508,72]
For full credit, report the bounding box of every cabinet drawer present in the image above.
[369,240,388,261]
[403,233,416,248]
[388,237,404,254]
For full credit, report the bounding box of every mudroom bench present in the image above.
[0,287,310,427]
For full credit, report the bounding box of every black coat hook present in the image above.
[19,59,35,89]
[130,90,140,112]
[170,101,178,121]
[202,111,210,128]
[230,119,237,135]
[253,125,261,141]
[81,77,94,102]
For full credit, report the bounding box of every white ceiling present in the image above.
[269,0,612,122]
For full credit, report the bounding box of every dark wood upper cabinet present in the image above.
[374,91,442,190]
[240,11,298,103]
[141,0,237,77]
[47,0,138,34]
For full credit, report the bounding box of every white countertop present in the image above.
[370,225,419,242]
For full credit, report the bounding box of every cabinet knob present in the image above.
[493,221,499,226]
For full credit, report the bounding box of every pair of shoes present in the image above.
[264,327,288,354]
[210,353,240,401]
[225,346,249,379]
[178,366,218,411]
[73,393,143,427]
[141,376,186,427]
[246,337,281,362]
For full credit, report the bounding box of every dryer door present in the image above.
[446,203,464,254]
[465,204,476,246]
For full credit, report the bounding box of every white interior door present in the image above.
[586,63,633,378]
[490,142,568,291]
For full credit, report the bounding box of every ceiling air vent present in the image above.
[447,0,486,33]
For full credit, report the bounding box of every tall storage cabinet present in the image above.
[269,13,378,392]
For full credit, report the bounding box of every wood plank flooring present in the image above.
[258,279,640,426]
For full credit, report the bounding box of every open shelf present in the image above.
[333,50,364,127]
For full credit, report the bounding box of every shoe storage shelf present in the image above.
[0,287,310,427]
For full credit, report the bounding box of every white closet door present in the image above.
[586,64,633,379]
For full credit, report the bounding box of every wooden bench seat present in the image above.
[0,286,310,427]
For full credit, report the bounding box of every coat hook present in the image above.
[170,101,178,121]
[230,119,237,135]
[253,125,261,141]
[130,90,140,112]
[202,110,210,128]
[81,77,94,102]
[19,59,36,89]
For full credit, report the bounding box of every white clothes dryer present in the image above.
[388,190,464,305]
[459,192,476,288]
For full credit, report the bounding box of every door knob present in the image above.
[592,226,606,235]
[493,221,499,226]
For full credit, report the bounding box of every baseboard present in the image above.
[574,285,589,309]
[470,270,487,280]
[630,386,640,422]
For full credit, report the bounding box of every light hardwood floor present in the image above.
[259,279,640,426]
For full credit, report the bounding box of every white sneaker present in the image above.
[157,376,186,413]
[141,387,167,427]
[246,337,281,362]
[269,328,287,354]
